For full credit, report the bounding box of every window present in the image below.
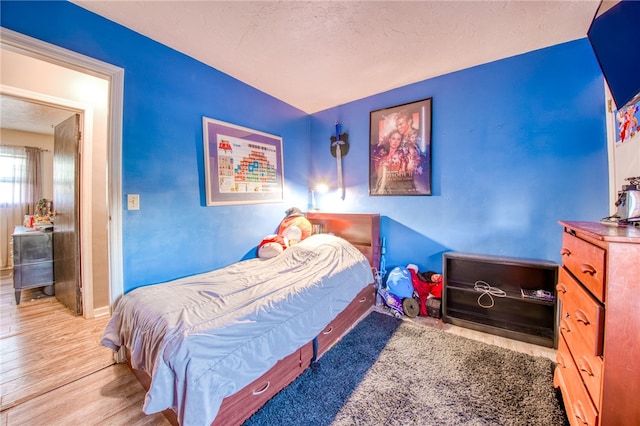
[0,147,27,206]
[0,145,40,208]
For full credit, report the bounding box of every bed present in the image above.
[101,212,380,426]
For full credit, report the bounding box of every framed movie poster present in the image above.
[369,98,432,196]
[203,117,284,206]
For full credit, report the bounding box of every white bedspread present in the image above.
[101,234,373,425]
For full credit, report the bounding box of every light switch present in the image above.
[127,194,140,210]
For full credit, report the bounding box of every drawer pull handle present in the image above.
[556,283,567,294]
[578,358,594,377]
[560,247,571,257]
[560,319,571,333]
[574,400,589,425]
[323,326,334,335]
[574,309,590,325]
[556,352,566,368]
[359,296,366,303]
[580,263,597,276]
[253,381,270,395]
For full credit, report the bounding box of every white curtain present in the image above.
[0,145,43,269]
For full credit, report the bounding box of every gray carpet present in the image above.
[243,310,568,426]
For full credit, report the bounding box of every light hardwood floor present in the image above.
[0,271,554,425]
[0,270,168,425]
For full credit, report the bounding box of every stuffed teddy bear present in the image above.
[257,207,312,258]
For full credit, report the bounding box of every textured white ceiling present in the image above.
[0,95,76,135]
[71,0,601,113]
[2,1,602,135]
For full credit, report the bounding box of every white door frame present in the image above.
[0,86,95,314]
[1,27,125,311]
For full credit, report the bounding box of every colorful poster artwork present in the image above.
[616,102,639,144]
[216,134,279,194]
[203,117,283,206]
[369,98,432,196]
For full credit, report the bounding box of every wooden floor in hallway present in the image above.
[0,270,168,425]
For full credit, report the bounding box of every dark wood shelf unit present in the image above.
[443,252,558,348]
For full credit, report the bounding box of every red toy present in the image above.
[420,270,443,299]
[407,264,443,316]
[258,234,289,258]
[258,207,312,258]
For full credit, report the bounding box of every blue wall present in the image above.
[309,39,608,274]
[2,1,609,288]
[1,1,311,291]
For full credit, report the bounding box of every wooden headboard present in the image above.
[305,212,380,271]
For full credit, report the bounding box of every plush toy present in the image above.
[386,266,414,299]
[419,270,443,299]
[379,266,419,318]
[277,207,312,245]
[258,207,312,258]
[407,264,444,316]
[257,234,289,259]
[407,264,431,316]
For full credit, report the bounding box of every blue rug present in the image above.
[243,310,568,426]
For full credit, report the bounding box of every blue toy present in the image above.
[378,266,420,318]
[386,266,414,298]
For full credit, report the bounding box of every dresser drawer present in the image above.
[560,232,606,302]
[13,261,54,290]
[557,303,603,408]
[557,267,604,357]
[555,335,599,426]
[13,232,53,264]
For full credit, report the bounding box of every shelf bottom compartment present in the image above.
[444,307,556,347]
[444,288,555,328]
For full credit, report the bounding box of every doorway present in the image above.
[1,27,125,312]
[0,26,125,409]
[0,97,82,314]
[1,70,105,317]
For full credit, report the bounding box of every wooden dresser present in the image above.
[554,221,640,426]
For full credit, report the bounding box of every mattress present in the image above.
[101,234,374,425]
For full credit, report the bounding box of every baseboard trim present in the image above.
[93,305,111,317]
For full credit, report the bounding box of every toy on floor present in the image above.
[407,264,443,317]
[378,266,420,318]
[419,270,443,298]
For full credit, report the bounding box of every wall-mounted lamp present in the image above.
[310,181,329,210]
